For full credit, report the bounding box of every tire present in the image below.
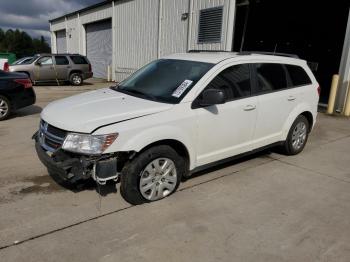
[70,73,83,86]
[282,115,310,155]
[0,95,11,121]
[120,145,186,205]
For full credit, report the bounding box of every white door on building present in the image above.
[56,30,67,53]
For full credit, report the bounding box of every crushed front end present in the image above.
[33,120,128,185]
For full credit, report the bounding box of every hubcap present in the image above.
[72,75,81,85]
[139,158,177,201]
[0,99,9,117]
[292,122,307,150]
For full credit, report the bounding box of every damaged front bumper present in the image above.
[33,132,120,184]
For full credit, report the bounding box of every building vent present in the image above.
[198,6,223,43]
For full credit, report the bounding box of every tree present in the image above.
[0,28,51,57]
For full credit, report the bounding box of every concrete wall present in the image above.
[49,0,235,82]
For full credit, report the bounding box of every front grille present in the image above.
[39,120,67,152]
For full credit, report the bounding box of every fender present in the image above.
[281,102,314,140]
[105,124,197,170]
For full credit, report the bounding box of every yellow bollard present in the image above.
[343,82,350,117]
[327,74,339,114]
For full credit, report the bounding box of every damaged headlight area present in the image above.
[62,133,118,155]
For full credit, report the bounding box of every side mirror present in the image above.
[199,89,226,107]
[35,61,41,66]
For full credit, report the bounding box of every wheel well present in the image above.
[139,139,190,169]
[69,70,83,76]
[300,111,313,131]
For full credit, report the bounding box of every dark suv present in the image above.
[9,54,93,86]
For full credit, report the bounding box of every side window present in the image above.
[55,56,69,65]
[254,63,287,94]
[285,64,312,87]
[37,56,53,65]
[205,64,251,101]
[70,56,88,64]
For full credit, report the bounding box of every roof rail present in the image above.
[238,51,299,58]
[188,50,232,53]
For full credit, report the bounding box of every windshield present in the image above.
[114,59,214,104]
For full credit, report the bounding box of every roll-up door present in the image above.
[56,30,67,53]
[85,19,112,79]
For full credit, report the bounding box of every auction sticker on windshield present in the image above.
[172,80,193,98]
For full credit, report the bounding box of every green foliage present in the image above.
[0,28,51,58]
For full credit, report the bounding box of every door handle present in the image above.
[287,96,296,101]
[243,105,256,111]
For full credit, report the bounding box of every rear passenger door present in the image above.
[194,63,258,166]
[251,63,299,147]
[54,56,70,80]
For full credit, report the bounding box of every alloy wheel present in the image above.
[139,158,177,201]
[292,122,307,151]
[0,98,9,118]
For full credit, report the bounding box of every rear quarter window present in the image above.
[285,64,312,87]
[70,56,88,64]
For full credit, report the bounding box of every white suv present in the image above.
[34,52,319,205]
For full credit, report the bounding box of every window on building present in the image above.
[198,6,223,43]
[254,63,288,93]
[205,64,251,101]
[55,56,69,65]
[70,56,88,64]
[285,64,312,87]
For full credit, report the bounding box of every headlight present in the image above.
[62,133,118,155]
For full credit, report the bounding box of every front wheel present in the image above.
[120,145,185,205]
[282,115,310,155]
[70,73,83,86]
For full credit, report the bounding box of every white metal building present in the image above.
[49,0,235,81]
[49,0,350,113]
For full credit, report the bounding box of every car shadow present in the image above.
[8,105,42,119]
[34,82,94,86]
[48,172,118,197]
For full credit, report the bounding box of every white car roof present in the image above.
[164,52,306,65]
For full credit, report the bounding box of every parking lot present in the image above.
[0,81,349,262]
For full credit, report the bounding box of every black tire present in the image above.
[282,115,310,155]
[120,145,186,205]
[0,95,11,121]
[70,73,83,86]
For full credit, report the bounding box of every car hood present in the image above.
[41,88,173,133]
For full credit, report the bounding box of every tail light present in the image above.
[88,64,92,72]
[317,86,321,96]
[14,79,33,89]
[3,62,9,72]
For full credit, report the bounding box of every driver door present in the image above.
[194,63,258,167]
[35,56,56,81]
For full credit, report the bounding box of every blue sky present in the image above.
[0,0,101,40]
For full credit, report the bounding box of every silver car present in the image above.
[9,54,93,86]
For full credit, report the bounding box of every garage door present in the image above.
[86,19,112,79]
[56,30,67,53]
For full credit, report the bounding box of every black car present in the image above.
[0,70,36,120]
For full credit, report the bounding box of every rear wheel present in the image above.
[70,73,83,86]
[0,96,11,121]
[120,145,185,205]
[282,115,310,155]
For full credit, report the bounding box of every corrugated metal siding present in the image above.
[189,0,230,51]
[80,4,112,24]
[67,16,79,53]
[114,0,160,82]
[51,19,66,31]
[56,30,67,53]
[86,19,113,79]
[159,0,189,57]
